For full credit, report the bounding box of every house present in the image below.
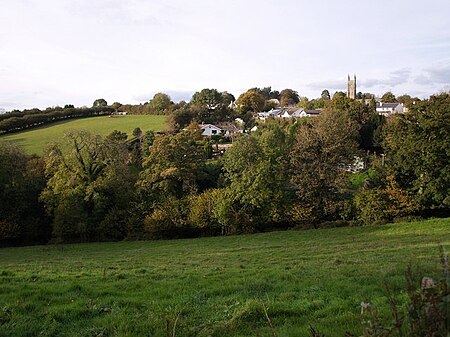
[216,122,241,136]
[110,111,128,116]
[290,108,321,118]
[228,101,237,110]
[376,102,404,116]
[200,124,226,136]
[290,108,305,118]
[200,123,241,137]
[303,109,321,117]
[256,108,285,120]
[281,110,292,118]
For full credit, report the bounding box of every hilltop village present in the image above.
[1,73,448,247]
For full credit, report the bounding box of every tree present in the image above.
[149,93,173,113]
[132,127,143,138]
[221,91,235,105]
[0,143,50,245]
[384,93,450,210]
[191,89,223,110]
[396,94,419,108]
[111,102,122,110]
[41,130,136,242]
[256,87,280,100]
[325,91,351,112]
[321,89,331,100]
[142,130,155,157]
[93,98,108,107]
[106,130,128,142]
[289,110,360,224]
[169,108,195,131]
[236,90,265,114]
[381,91,397,103]
[138,132,206,199]
[220,125,291,231]
[298,97,313,109]
[279,89,300,106]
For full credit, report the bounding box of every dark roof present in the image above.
[376,102,401,108]
[304,109,321,115]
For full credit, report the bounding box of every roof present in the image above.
[376,102,401,109]
[291,108,305,117]
[216,122,240,133]
[304,109,321,115]
[200,124,222,131]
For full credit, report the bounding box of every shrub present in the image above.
[354,188,390,225]
[355,176,418,225]
[188,189,222,236]
[144,198,195,239]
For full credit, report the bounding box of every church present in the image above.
[347,75,356,99]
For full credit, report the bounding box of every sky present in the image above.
[1,0,450,111]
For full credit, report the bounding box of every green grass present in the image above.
[0,115,168,155]
[0,218,449,337]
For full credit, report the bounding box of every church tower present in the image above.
[347,74,356,99]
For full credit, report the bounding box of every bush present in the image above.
[354,188,390,225]
[188,189,222,236]
[355,176,418,225]
[144,198,196,239]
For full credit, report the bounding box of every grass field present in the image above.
[0,115,168,155]
[0,218,449,337]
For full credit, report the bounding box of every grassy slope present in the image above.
[0,115,168,155]
[0,218,449,336]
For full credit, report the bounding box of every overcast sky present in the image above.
[1,0,450,111]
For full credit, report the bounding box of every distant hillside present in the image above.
[0,115,168,155]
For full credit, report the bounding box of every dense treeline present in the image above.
[0,91,449,246]
[0,106,115,135]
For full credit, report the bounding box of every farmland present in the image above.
[0,218,448,337]
[0,115,168,155]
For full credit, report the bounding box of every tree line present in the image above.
[0,106,115,135]
[0,86,413,136]
[1,91,448,246]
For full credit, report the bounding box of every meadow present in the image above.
[0,218,449,337]
[0,115,168,155]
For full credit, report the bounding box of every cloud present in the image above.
[65,0,171,26]
[414,64,450,86]
[306,79,345,91]
[134,90,193,103]
[363,68,411,88]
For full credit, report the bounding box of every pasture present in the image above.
[0,115,168,155]
[0,218,449,336]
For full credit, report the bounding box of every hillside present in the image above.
[0,218,449,337]
[0,115,168,155]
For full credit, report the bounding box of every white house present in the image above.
[256,108,285,120]
[281,110,292,118]
[200,124,226,136]
[376,102,404,116]
[290,108,321,118]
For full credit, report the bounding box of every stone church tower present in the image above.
[347,75,356,99]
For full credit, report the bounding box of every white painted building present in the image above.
[200,124,226,136]
[376,102,404,116]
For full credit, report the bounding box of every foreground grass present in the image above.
[0,115,168,155]
[0,218,449,337]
